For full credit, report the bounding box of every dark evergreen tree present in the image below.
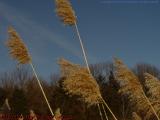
[0,88,6,107]
[11,87,28,115]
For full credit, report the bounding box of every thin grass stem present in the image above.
[74,23,91,74]
[102,98,118,120]
[142,90,160,120]
[98,103,104,120]
[74,22,118,120]
[102,103,109,120]
[30,63,55,119]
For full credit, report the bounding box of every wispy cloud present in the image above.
[0,1,83,61]
[0,1,98,77]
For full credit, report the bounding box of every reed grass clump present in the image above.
[58,58,102,106]
[6,26,31,64]
[55,0,76,25]
[114,58,155,119]
[144,73,160,119]
[144,73,160,101]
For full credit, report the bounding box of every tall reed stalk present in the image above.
[102,103,109,120]
[55,0,118,119]
[74,24,118,120]
[98,103,104,120]
[6,26,56,119]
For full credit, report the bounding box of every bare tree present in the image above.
[133,63,160,84]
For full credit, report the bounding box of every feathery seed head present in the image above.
[58,58,88,76]
[114,58,141,90]
[55,0,76,25]
[144,73,160,99]
[144,73,160,119]
[58,58,102,106]
[114,58,151,117]
[6,26,31,64]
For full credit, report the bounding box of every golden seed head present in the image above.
[144,73,160,100]
[143,73,160,119]
[55,0,76,25]
[58,58,102,106]
[6,26,31,64]
[114,58,151,116]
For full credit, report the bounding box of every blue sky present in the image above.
[0,0,160,79]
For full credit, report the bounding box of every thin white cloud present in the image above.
[0,1,82,60]
[0,1,98,74]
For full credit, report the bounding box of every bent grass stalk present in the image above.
[75,23,118,120]
[98,103,104,120]
[74,23,118,120]
[6,26,56,120]
[142,90,160,120]
[101,97,118,120]
[55,0,117,119]
[30,63,54,117]
[102,103,109,120]
[74,23,91,74]
[74,22,109,120]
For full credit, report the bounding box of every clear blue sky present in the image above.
[0,0,160,79]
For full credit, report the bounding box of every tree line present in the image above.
[0,61,159,120]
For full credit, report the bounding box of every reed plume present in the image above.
[58,58,102,106]
[114,58,160,120]
[132,112,142,120]
[6,26,55,118]
[6,26,31,64]
[58,58,118,120]
[55,0,76,25]
[144,73,160,101]
[144,73,160,119]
